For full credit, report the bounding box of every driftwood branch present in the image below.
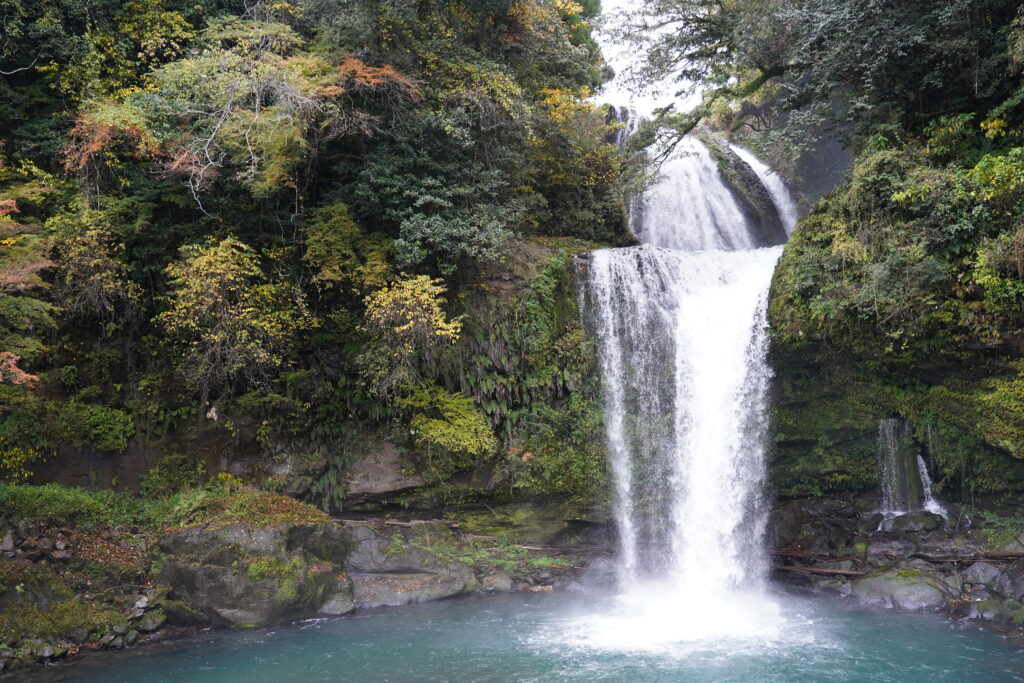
[774,566,866,577]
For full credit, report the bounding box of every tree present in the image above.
[157,237,310,401]
[359,275,461,397]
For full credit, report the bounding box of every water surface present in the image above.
[38,591,1024,682]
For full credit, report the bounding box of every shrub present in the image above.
[139,453,206,499]
[0,484,139,529]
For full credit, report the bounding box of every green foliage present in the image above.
[0,0,627,507]
[399,383,497,477]
[158,238,311,400]
[973,509,1024,548]
[0,438,46,484]
[0,598,123,644]
[359,275,462,397]
[246,555,307,602]
[56,401,135,452]
[303,203,392,293]
[139,453,206,498]
[143,488,331,529]
[0,484,139,530]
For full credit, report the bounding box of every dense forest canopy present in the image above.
[4,0,1024,503]
[0,0,628,498]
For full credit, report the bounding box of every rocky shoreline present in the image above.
[7,494,1024,675]
[771,498,1024,633]
[0,508,599,675]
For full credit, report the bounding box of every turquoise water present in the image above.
[33,591,1024,682]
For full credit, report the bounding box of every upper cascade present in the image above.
[632,137,790,251]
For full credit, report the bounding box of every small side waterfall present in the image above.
[730,144,800,235]
[877,418,946,518]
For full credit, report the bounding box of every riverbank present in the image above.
[770,496,1024,634]
[0,483,605,674]
[6,482,1024,675]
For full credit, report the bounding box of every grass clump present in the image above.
[0,600,122,643]
[146,489,330,530]
[0,484,139,530]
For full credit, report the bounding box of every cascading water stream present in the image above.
[577,145,786,647]
[877,417,947,521]
[563,1,803,650]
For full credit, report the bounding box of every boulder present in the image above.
[865,538,914,569]
[317,574,355,616]
[481,571,513,592]
[770,501,804,548]
[1001,532,1024,553]
[135,611,166,633]
[890,512,944,533]
[343,443,425,500]
[858,513,885,533]
[161,599,210,626]
[158,519,479,627]
[963,561,1002,588]
[849,568,954,610]
[350,568,476,608]
[158,523,338,629]
[343,522,459,574]
[991,560,1024,601]
[450,502,607,547]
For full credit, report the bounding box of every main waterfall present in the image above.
[576,137,788,646]
[559,1,801,649]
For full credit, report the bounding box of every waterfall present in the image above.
[730,144,801,235]
[575,132,789,645]
[877,417,946,518]
[564,0,801,649]
[917,455,947,517]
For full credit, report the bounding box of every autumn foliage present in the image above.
[0,352,38,386]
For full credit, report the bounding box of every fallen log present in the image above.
[774,566,866,577]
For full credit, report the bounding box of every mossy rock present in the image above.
[158,522,339,629]
[848,567,954,610]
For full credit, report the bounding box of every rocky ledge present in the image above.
[0,512,598,673]
[772,499,1024,628]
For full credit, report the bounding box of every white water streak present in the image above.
[731,143,801,234]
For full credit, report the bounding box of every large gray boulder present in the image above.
[343,443,425,501]
[963,561,1001,589]
[158,520,479,626]
[158,523,338,628]
[342,521,478,607]
[847,568,954,610]
[350,568,476,608]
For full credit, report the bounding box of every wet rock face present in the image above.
[769,501,804,548]
[890,512,944,533]
[698,131,788,247]
[157,520,480,627]
[770,497,1024,633]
